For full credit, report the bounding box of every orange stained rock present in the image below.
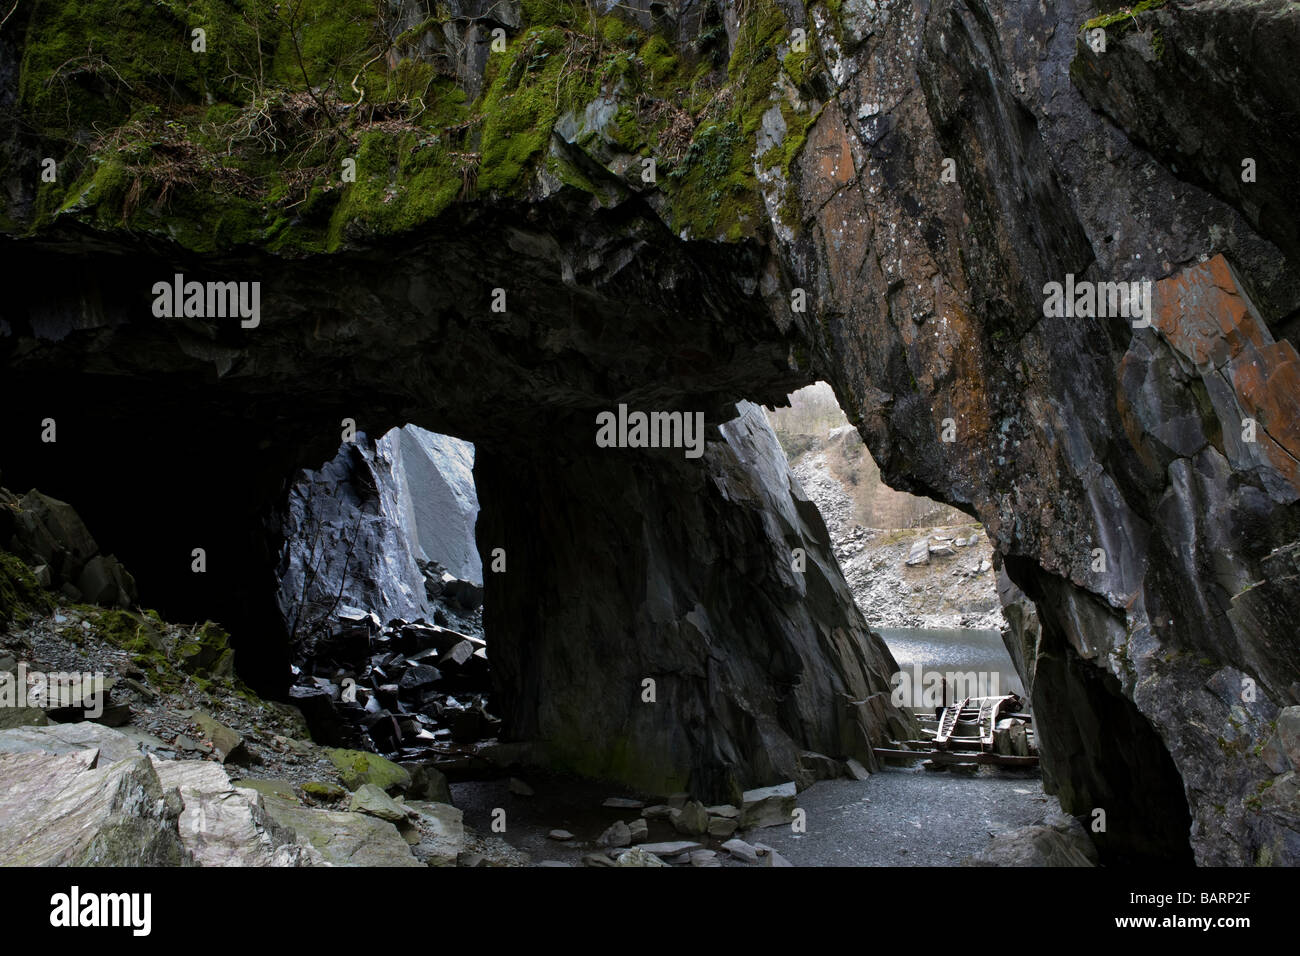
[1147,254,1300,494]
[1151,254,1270,369]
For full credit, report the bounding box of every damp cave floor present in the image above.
[450,764,1055,867]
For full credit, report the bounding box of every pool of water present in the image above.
[875,626,1025,703]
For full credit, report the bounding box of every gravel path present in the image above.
[451,764,1055,866]
[754,766,1056,866]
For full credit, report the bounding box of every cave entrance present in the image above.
[276,424,495,757]
[0,227,1196,864]
[763,384,1195,863]
[763,382,1018,699]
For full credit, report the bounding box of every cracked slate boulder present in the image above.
[0,750,190,866]
[260,796,422,867]
[150,758,323,867]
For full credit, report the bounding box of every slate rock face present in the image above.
[0,750,191,866]
[151,758,323,867]
[276,423,481,656]
[0,488,135,608]
[477,402,914,802]
[385,426,481,587]
[277,434,435,642]
[777,0,1300,864]
[1071,0,1300,266]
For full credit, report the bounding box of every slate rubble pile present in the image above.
[288,591,498,765]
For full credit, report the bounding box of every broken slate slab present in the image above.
[262,797,421,867]
[348,783,408,823]
[404,800,465,866]
[740,781,797,828]
[0,750,189,865]
[722,838,761,864]
[326,748,411,793]
[153,759,322,866]
[754,842,793,866]
[670,800,709,835]
[708,816,739,838]
[0,721,143,764]
[439,641,474,667]
[615,847,667,867]
[598,820,632,847]
[636,840,702,856]
[602,796,645,809]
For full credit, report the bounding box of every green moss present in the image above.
[1081,2,1167,63]
[21,0,211,129]
[96,608,163,654]
[326,748,411,792]
[176,620,236,677]
[610,105,643,153]
[475,27,577,193]
[782,48,814,87]
[302,780,345,801]
[17,0,808,250]
[1082,1,1167,33]
[519,0,582,27]
[0,552,52,627]
[327,116,468,241]
[662,0,795,238]
[268,0,379,92]
[638,34,682,87]
[600,17,636,47]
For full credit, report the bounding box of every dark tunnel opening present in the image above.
[1004,554,1195,865]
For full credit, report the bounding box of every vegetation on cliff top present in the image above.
[10,0,826,251]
